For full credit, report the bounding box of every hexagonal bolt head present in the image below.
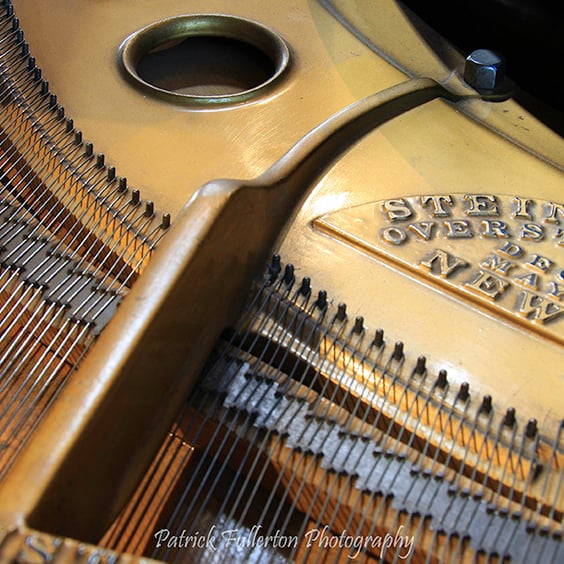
[463,49,506,91]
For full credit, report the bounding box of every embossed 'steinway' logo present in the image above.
[313,194,564,344]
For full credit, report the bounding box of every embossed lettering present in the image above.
[514,273,539,290]
[497,241,523,258]
[318,194,564,336]
[480,254,517,275]
[420,195,454,217]
[420,249,467,278]
[380,227,407,245]
[381,199,413,222]
[548,282,564,301]
[544,201,564,224]
[512,197,533,219]
[465,270,509,299]
[480,220,510,238]
[526,254,552,273]
[516,291,563,323]
[443,220,473,239]
[520,223,544,241]
[463,194,499,216]
[408,222,435,240]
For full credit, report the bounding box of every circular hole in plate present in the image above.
[120,14,290,107]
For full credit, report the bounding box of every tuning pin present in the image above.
[269,255,281,276]
[316,290,327,310]
[480,395,492,414]
[353,316,364,334]
[435,369,448,389]
[283,264,295,286]
[503,407,516,428]
[160,213,171,229]
[415,355,426,375]
[336,302,347,321]
[300,276,311,297]
[526,418,538,438]
[457,382,470,402]
[373,328,384,348]
[106,166,116,181]
[392,341,404,361]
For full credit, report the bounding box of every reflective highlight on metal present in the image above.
[119,14,291,107]
[463,48,506,91]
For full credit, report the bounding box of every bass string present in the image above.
[170,276,310,544]
[0,310,81,432]
[0,66,161,282]
[306,362,423,563]
[122,269,287,558]
[72,219,168,325]
[310,355,432,564]
[162,278,368,561]
[256,319,372,548]
[283,330,382,539]
[149,260,540,560]
[153,271,309,561]
[0,320,92,478]
[209,285,338,537]
[0,293,61,385]
[320,349,412,563]
[0,220,158,474]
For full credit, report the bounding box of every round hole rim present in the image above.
[119,14,291,107]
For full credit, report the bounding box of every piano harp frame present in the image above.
[0,0,562,562]
[0,75,454,541]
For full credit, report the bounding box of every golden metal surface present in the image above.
[0,0,562,562]
[0,75,450,541]
[119,14,291,107]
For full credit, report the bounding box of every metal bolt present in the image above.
[463,49,506,91]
